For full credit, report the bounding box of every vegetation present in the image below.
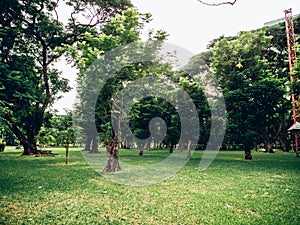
[0,148,299,224]
[1,0,299,161]
[201,16,300,158]
[0,0,131,155]
[0,0,300,223]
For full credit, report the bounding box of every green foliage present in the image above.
[211,26,294,151]
[129,96,181,147]
[63,8,162,74]
[37,112,75,147]
[69,8,170,148]
[0,0,131,154]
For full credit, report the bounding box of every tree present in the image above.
[129,95,180,154]
[0,0,131,155]
[181,53,213,150]
[37,112,75,147]
[67,8,168,171]
[211,28,292,158]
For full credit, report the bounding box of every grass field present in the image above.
[0,147,299,224]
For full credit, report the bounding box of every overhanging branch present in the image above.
[197,0,237,6]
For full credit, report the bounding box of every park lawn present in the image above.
[0,148,299,224]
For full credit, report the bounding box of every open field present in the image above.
[0,147,299,224]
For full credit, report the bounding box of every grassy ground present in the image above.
[0,147,299,224]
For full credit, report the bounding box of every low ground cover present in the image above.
[0,148,299,224]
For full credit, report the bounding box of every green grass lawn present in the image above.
[0,147,299,224]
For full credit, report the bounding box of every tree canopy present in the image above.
[209,16,300,157]
[0,0,131,154]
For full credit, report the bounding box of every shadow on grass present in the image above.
[0,150,105,197]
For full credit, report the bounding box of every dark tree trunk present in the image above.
[159,142,163,149]
[103,136,121,172]
[244,146,252,160]
[10,123,38,155]
[3,114,39,155]
[138,142,144,156]
[169,143,173,153]
[22,143,31,155]
[22,141,37,155]
[27,129,39,154]
[65,144,69,165]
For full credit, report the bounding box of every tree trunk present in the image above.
[266,141,274,153]
[27,130,39,154]
[254,142,258,152]
[146,140,150,150]
[65,144,69,165]
[138,142,144,155]
[6,118,38,155]
[169,143,174,153]
[244,146,252,160]
[187,140,191,158]
[83,135,92,151]
[22,143,31,155]
[278,136,288,152]
[90,137,99,154]
[103,136,121,172]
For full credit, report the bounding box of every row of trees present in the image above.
[210,17,300,157]
[1,0,299,166]
[72,12,300,170]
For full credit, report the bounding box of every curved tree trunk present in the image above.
[4,114,39,155]
[103,136,121,172]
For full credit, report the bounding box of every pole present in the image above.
[284,8,299,157]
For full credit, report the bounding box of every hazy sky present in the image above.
[53,0,300,114]
[131,0,300,53]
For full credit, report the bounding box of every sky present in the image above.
[53,0,300,114]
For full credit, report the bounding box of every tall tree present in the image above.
[67,8,168,171]
[211,28,291,158]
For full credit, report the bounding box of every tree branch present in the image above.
[197,0,237,6]
[54,0,60,25]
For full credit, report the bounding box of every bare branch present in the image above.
[54,0,60,25]
[197,0,237,6]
